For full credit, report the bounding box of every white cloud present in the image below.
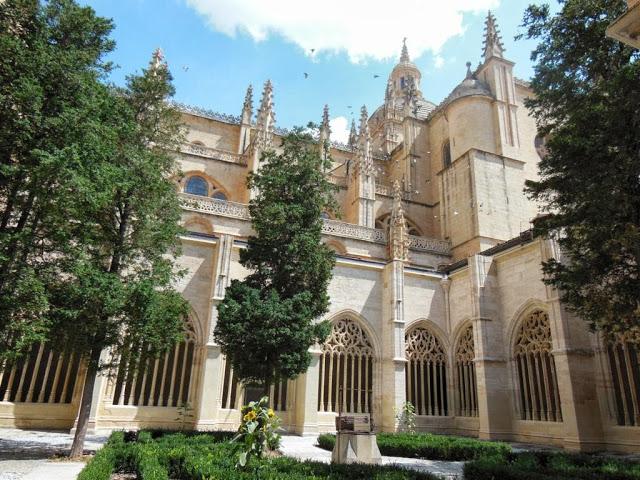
[329,116,350,144]
[434,55,445,69]
[184,0,499,63]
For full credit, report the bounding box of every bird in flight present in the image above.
[182,65,189,72]
[373,74,380,78]
[310,48,315,54]
[303,72,309,79]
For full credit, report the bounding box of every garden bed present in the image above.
[317,432,511,461]
[464,451,640,480]
[78,430,441,480]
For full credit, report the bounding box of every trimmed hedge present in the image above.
[317,432,511,461]
[464,451,640,480]
[80,430,441,480]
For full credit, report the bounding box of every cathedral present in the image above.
[1,13,638,453]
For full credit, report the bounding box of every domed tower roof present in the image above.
[444,62,493,105]
[389,38,422,93]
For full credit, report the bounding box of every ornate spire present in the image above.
[483,11,505,61]
[465,61,473,80]
[149,47,167,74]
[389,180,410,261]
[319,104,331,148]
[400,37,410,63]
[355,106,374,176]
[241,84,253,124]
[348,119,357,148]
[255,80,275,149]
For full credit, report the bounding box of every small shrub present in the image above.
[317,433,335,451]
[78,431,129,480]
[395,401,416,433]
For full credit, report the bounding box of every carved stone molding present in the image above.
[180,143,247,166]
[408,235,451,255]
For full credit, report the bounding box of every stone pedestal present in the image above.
[331,433,382,465]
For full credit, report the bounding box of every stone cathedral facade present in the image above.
[1,13,639,453]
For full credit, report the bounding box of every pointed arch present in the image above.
[375,212,423,237]
[405,320,449,416]
[512,307,562,422]
[180,170,231,201]
[453,321,478,417]
[111,317,198,408]
[603,330,640,426]
[317,311,378,414]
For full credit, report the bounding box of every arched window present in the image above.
[405,327,448,416]
[0,343,81,404]
[185,175,208,196]
[514,310,562,422]
[220,358,288,411]
[606,331,640,426]
[318,318,374,414]
[375,213,422,237]
[442,141,452,169]
[211,191,227,201]
[455,325,478,417]
[112,321,197,407]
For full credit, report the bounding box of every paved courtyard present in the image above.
[0,429,107,480]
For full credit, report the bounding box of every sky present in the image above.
[80,0,552,144]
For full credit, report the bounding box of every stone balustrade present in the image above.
[179,194,451,255]
[180,143,247,165]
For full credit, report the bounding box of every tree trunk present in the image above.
[69,347,101,458]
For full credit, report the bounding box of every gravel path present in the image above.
[279,435,464,479]
[0,429,107,480]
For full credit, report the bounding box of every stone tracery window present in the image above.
[455,325,478,417]
[0,343,82,404]
[375,213,422,237]
[185,175,208,196]
[405,327,448,416]
[111,321,197,407]
[514,309,562,422]
[317,318,374,414]
[606,330,640,426]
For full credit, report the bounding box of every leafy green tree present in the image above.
[0,0,115,358]
[520,0,640,333]
[46,51,189,457]
[215,129,337,397]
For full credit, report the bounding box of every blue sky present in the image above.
[81,0,552,142]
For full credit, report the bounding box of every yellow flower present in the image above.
[243,410,256,422]
[267,408,275,418]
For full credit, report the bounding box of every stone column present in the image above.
[70,349,110,435]
[380,259,407,431]
[541,239,604,451]
[469,254,513,440]
[293,348,321,435]
[195,234,233,429]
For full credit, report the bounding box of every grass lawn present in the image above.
[78,430,441,480]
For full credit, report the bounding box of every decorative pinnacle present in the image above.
[322,104,330,130]
[348,119,357,147]
[242,84,253,112]
[150,47,167,72]
[483,11,505,60]
[358,105,369,137]
[465,61,473,79]
[400,37,410,63]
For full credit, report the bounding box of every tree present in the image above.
[520,0,640,334]
[47,51,190,457]
[214,128,337,397]
[0,0,115,358]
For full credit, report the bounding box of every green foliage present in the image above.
[464,451,640,480]
[81,430,441,480]
[316,432,511,461]
[215,127,337,389]
[0,0,115,358]
[519,0,640,333]
[395,401,417,433]
[233,396,281,467]
[77,431,127,480]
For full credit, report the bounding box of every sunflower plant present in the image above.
[233,396,281,467]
